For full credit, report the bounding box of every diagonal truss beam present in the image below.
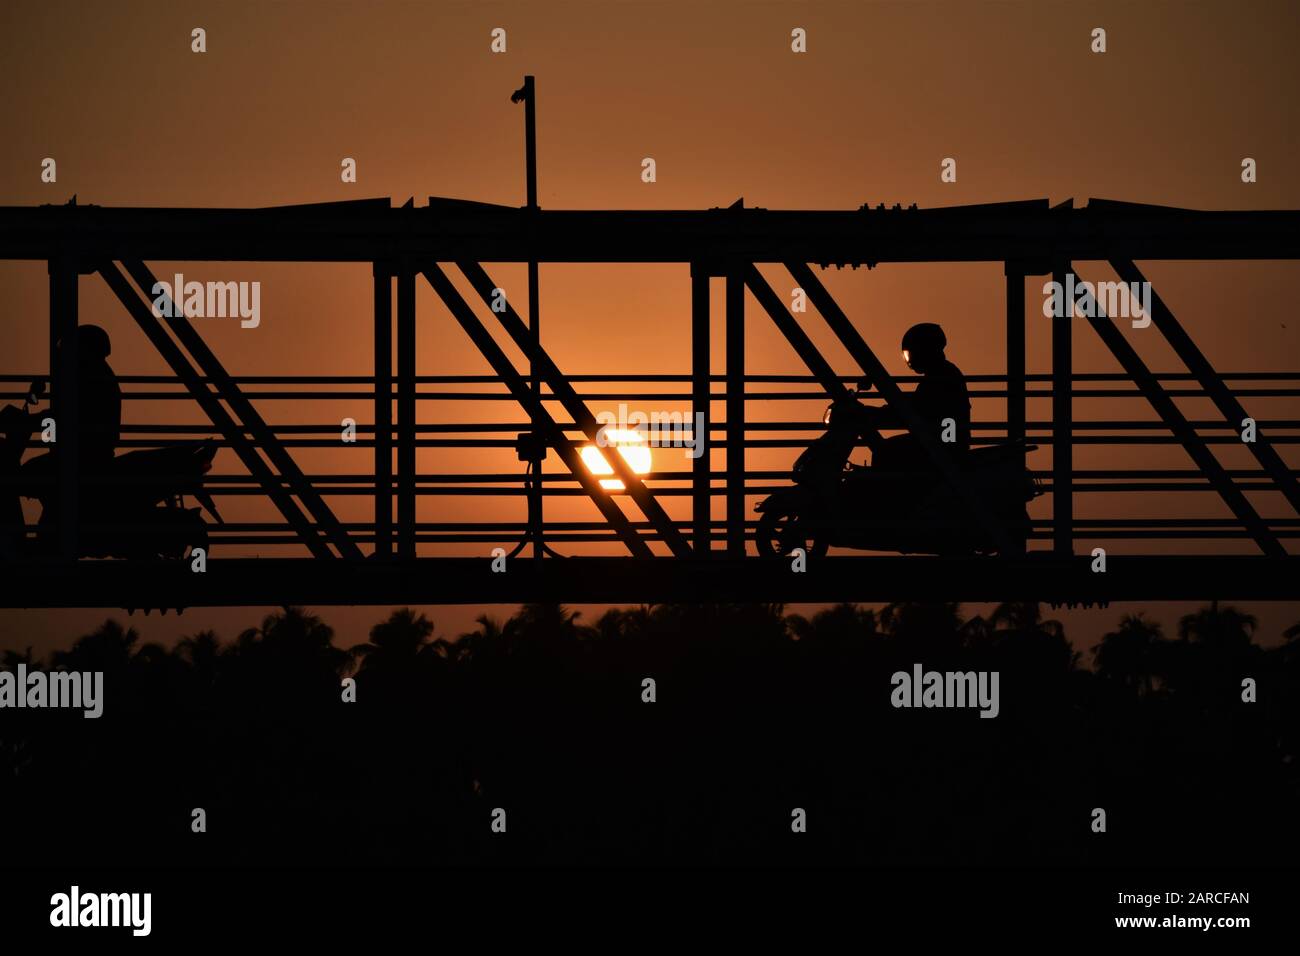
[785,261,1016,554]
[98,262,335,560]
[420,263,653,558]
[743,265,852,400]
[1071,263,1283,557]
[1111,258,1300,518]
[455,260,693,558]
[121,260,362,560]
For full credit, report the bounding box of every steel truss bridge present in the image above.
[2,194,1299,609]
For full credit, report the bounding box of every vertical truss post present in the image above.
[1005,263,1026,446]
[526,254,544,563]
[373,262,393,558]
[521,75,545,562]
[725,266,746,557]
[691,263,712,556]
[49,257,78,560]
[525,250,545,563]
[1006,262,1028,552]
[396,266,416,560]
[1052,264,1073,555]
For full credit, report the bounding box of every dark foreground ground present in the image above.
[2,600,1296,869]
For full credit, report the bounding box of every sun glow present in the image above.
[580,429,652,490]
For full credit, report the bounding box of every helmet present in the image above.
[901,323,946,357]
[59,324,112,359]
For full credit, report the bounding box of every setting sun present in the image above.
[580,429,652,490]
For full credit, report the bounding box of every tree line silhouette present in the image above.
[2,601,1297,866]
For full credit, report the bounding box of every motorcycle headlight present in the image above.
[823,404,833,425]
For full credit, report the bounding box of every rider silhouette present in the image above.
[19,325,122,513]
[855,322,970,473]
[65,325,122,469]
[2,326,121,556]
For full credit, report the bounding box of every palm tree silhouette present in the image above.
[176,629,224,689]
[1178,601,1257,650]
[787,603,878,645]
[222,607,351,712]
[1170,602,1261,698]
[348,608,460,700]
[454,612,517,663]
[350,608,437,670]
[2,646,40,669]
[51,619,142,673]
[982,601,1078,671]
[1093,613,1167,697]
[514,602,586,640]
[879,600,965,657]
[233,607,349,675]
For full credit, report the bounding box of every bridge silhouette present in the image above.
[3,179,1299,610]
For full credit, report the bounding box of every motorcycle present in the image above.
[754,390,1040,558]
[0,379,220,561]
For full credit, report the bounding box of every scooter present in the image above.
[0,379,221,560]
[754,390,1040,558]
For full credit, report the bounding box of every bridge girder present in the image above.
[5,198,1300,263]
[5,194,1298,602]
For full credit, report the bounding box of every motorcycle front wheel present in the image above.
[755,506,828,560]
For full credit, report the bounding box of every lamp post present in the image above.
[509,76,556,560]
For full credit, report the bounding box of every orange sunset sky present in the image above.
[1,0,1298,654]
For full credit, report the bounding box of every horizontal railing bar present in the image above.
[10,387,1300,402]
[113,466,1298,482]
[15,466,1294,488]
[41,531,1295,545]
[169,481,1292,496]
[5,371,1300,384]
[106,419,1300,434]
[94,533,1293,547]
[74,436,1300,448]
[25,517,1294,533]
